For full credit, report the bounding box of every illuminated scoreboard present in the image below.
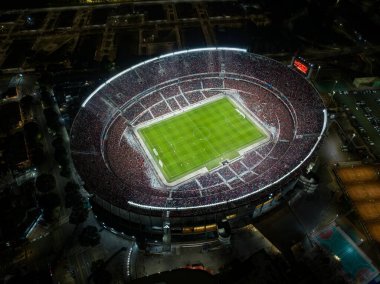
[291,56,313,78]
[293,59,309,75]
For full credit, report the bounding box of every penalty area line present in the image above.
[235,108,246,118]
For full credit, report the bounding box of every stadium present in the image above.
[70,47,327,237]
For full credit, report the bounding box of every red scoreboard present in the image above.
[293,58,310,75]
[290,56,313,78]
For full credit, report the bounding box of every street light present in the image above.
[315,65,321,81]
[348,133,356,147]
[332,80,338,92]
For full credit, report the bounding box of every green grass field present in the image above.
[138,97,266,183]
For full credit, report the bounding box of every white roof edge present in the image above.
[81,47,246,107]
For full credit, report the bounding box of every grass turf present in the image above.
[138,97,266,183]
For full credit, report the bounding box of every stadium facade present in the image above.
[70,47,327,240]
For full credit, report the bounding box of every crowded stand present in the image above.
[161,84,180,99]
[123,102,145,122]
[176,180,200,191]
[150,101,171,118]
[179,80,203,93]
[140,91,163,109]
[197,173,223,188]
[255,142,276,158]
[71,110,103,153]
[183,91,205,105]
[202,90,220,98]
[202,78,224,89]
[71,48,326,219]
[166,97,181,111]
[171,189,200,199]
[269,141,291,159]
[229,161,249,176]
[218,167,237,181]
[134,111,153,125]
[175,95,190,108]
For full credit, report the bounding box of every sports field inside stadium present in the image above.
[137,97,267,183]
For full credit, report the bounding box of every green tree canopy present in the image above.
[35,173,56,193]
[69,202,88,225]
[64,182,82,209]
[79,225,100,247]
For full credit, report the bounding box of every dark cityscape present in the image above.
[0,0,379,283]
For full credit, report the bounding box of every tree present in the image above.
[64,182,82,208]
[57,156,70,169]
[24,121,42,145]
[35,174,56,193]
[91,259,104,272]
[52,135,64,148]
[40,90,54,107]
[69,202,88,225]
[54,144,68,166]
[43,108,61,130]
[39,71,53,86]
[0,192,27,232]
[38,192,60,210]
[64,181,80,194]
[93,269,112,284]
[91,260,112,284]
[60,166,71,178]
[29,146,45,166]
[65,182,88,224]
[79,226,100,247]
[20,95,35,113]
[38,192,61,222]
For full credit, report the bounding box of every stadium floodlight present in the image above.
[159,52,175,59]
[191,47,216,52]
[83,47,247,107]
[81,83,106,107]
[143,57,158,65]
[173,49,188,55]
[217,47,247,52]
[128,199,228,211]
[129,61,145,70]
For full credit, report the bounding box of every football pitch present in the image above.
[137,97,267,184]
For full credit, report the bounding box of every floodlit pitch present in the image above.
[136,96,269,185]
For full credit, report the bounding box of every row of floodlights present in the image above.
[82,47,246,107]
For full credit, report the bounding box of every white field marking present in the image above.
[153,148,158,156]
[135,94,225,130]
[134,94,271,186]
[235,108,245,118]
[159,160,163,167]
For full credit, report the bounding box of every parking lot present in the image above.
[335,89,380,157]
